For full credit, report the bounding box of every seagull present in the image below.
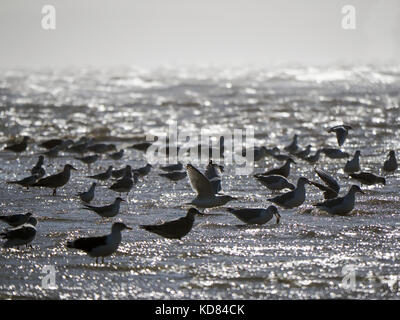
[39,138,64,150]
[77,182,97,203]
[108,149,124,160]
[129,142,153,152]
[40,144,63,160]
[344,150,361,173]
[349,172,386,185]
[314,185,364,215]
[140,208,202,240]
[226,206,281,225]
[7,174,39,189]
[328,125,352,147]
[82,197,125,218]
[263,158,296,178]
[242,146,268,162]
[160,162,183,172]
[87,166,113,181]
[74,154,100,170]
[159,171,187,182]
[32,164,77,196]
[87,143,117,154]
[66,222,132,263]
[315,169,340,194]
[31,155,45,178]
[112,165,132,179]
[186,164,236,208]
[133,163,152,177]
[268,177,310,209]
[322,148,349,159]
[304,149,323,165]
[0,212,33,227]
[204,160,223,194]
[1,219,37,248]
[109,172,138,195]
[3,136,29,153]
[254,174,295,191]
[383,150,398,173]
[284,134,299,154]
[67,140,92,154]
[294,145,312,159]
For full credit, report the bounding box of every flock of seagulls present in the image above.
[0,123,397,264]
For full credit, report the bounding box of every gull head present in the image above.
[389,150,396,157]
[112,222,132,232]
[115,197,125,203]
[65,164,77,171]
[187,207,203,217]
[268,206,280,224]
[298,177,310,186]
[350,185,365,194]
[287,158,296,165]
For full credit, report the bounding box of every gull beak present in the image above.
[71,166,78,171]
[125,225,132,230]
[275,213,281,225]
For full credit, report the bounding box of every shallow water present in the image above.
[0,65,400,299]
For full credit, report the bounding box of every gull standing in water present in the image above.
[32,164,77,195]
[77,182,97,203]
[263,158,296,178]
[87,143,117,154]
[112,165,132,179]
[268,177,310,209]
[109,171,138,197]
[159,171,187,182]
[254,174,295,191]
[140,208,202,240]
[186,164,236,209]
[322,148,349,159]
[87,166,113,181]
[0,212,33,227]
[344,150,361,173]
[349,172,386,185]
[314,185,364,215]
[82,197,125,218]
[328,125,352,147]
[108,149,124,161]
[383,150,398,173]
[31,155,45,178]
[284,134,299,154]
[66,222,131,264]
[304,149,323,165]
[294,145,312,160]
[1,218,37,248]
[160,162,183,172]
[3,136,29,154]
[226,206,281,225]
[74,154,100,171]
[133,163,153,177]
[7,174,39,189]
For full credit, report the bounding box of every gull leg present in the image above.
[102,257,104,264]
[53,188,57,196]
[96,257,98,264]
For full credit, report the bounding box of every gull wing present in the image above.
[315,169,340,193]
[186,164,214,198]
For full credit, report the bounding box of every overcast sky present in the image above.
[0,0,399,68]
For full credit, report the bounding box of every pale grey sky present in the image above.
[0,0,399,68]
